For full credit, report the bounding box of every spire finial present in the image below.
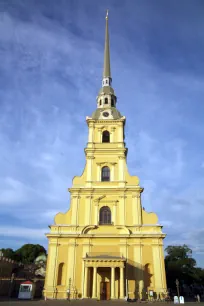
[103,9,111,80]
[106,9,108,20]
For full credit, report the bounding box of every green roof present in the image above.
[91,107,122,120]
[98,86,115,95]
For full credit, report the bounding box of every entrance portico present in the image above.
[83,253,126,300]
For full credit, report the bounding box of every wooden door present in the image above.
[106,282,110,300]
[100,282,110,300]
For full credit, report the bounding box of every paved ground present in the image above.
[0,300,204,306]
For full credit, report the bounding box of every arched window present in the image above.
[99,99,102,105]
[57,263,65,285]
[101,166,110,181]
[102,130,110,143]
[111,99,114,107]
[105,98,108,104]
[99,206,111,224]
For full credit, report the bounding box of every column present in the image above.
[152,242,166,294]
[113,203,117,225]
[120,267,125,299]
[118,123,123,142]
[44,240,58,297]
[118,156,124,181]
[119,196,126,225]
[92,267,97,298]
[83,267,88,298]
[111,267,115,299]
[88,124,94,143]
[94,203,99,225]
[71,196,78,225]
[133,244,143,299]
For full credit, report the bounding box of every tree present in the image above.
[14,244,46,264]
[165,245,197,289]
[0,248,15,260]
[1,244,47,264]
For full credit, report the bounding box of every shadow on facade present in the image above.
[126,260,152,300]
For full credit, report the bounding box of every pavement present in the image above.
[0,299,204,306]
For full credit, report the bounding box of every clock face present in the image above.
[103,112,109,118]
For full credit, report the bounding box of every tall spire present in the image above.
[95,10,117,111]
[102,10,112,87]
[103,10,111,79]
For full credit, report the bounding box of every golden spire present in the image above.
[103,9,111,79]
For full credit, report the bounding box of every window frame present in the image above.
[101,166,110,182]
[102,130,110,143]
[99,206,112,225]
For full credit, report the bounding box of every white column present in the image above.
[120,267,125,299]
[83,267,88,298]
[111,267,115,299]
[92,267,97,298]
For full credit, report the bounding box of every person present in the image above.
[197,294,200,303]
[67,289,70,301]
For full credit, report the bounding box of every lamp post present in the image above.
[67,278,71,302]
[175,279,180,303]
[8,273,15,299]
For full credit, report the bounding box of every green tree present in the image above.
[165,245,197,289]
[14,244,46,264]
[0,248,15,260]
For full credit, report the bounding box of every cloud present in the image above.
[0,226,47,239]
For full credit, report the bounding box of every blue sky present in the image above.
[0,0,204,266]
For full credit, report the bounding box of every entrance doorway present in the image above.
[100,281,110,300]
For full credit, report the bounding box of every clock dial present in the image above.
[103,112,109,118]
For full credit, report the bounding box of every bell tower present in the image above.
[44,11,167,301]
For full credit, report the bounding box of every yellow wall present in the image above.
[44,114,167,300]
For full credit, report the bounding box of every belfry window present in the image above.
[111,98,114,107]
[102,130,110,143]
[99,99,102,105]
[99,206,112,224]
[101,166,110,181]
[105,98,108,104]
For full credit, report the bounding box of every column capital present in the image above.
[118,156,125,160]
[87,156,95,160]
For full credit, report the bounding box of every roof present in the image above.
[91,107,122,120]
[98,86,115,95]
[21,280,33,285]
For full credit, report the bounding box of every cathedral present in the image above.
[44,12,167,300]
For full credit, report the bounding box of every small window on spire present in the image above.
[106,80,108,84]
[111,99,114,107]
[99,100,102,105]
[105,98,108,104]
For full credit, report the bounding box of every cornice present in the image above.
[46,233,166,239]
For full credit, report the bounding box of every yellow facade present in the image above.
[44,12,167,300]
